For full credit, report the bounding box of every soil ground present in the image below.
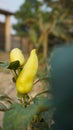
[0,52,16,127]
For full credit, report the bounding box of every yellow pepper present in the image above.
[10,48,25,66]
[16,49,38,94]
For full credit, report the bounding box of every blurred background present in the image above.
[0,0,73,58]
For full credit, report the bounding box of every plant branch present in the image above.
[34,76,50,85]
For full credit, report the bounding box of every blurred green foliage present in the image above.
[13,0,73,58]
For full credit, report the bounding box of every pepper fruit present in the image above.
[16,49,38,94]
[10,48,25,66]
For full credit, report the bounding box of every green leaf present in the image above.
[8,61,20,70]
[34,122,49,130]
[34,97,54,129]
[34,97,53,113]
[41,108,55,124]
[3,97,54,130]
[3,103,38,130]
[0,62,9,68]
[0,127,3,130]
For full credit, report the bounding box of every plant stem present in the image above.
[14,70,18,77]
[34,76,50,85]
[28,89,51,104]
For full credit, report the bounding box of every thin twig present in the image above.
[28,89,51,104]
[34,76,50,85]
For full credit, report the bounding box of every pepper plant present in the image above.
[0,48,54,130]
